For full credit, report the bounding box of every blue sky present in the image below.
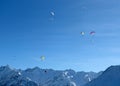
[0,0,120,72]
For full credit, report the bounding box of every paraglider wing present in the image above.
[50,11,55,16]
[80,32,85,35]
[40,56,45,61]
[90,31,95,35]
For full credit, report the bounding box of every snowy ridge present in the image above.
[22,68,100,86]
[84,65,120,86]
[0,65,101,86]
[0,65,38,86]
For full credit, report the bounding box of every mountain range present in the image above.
[1,65,120,86]
[0,65,101,86]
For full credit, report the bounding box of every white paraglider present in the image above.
[50,11,55,16]
[40,56,45,61]
[80,32,85,36]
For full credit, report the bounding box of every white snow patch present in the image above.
[70,75,73,78]
[26,77,31,81]
[85,74,91,82]
[18,72,21,75]
[70,81,76,86]
[85,74,89,78]
[64,71,68,76]
[88,77,91,82]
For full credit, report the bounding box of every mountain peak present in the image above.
[33,67,41,70]
[85,65,120,86]
[0,65,14,71]
[106,65,120,71]
[102,65,120,75]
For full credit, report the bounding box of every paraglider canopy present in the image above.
[90,31,95,35]
[80,32,85,35]
[40,56,45,61]
[50,11,55,16]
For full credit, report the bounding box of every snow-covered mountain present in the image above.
[84,65,120,86]
[0,65,101,86]
[22,68,101,86]
[0,65,38,86]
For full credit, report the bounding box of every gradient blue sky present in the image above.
[0,0,120,72]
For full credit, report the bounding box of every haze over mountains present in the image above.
[0,65,120,86]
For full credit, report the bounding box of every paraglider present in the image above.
[90,31,95,35]
[80,32,85,36]
[49,11,55,21]
[50,11,55,16]
[40,56,45,61]
[89,31,96,44]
